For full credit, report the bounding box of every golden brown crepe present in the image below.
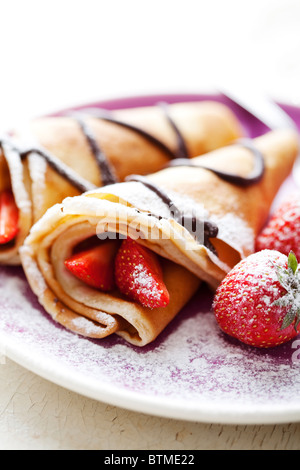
[0,100,242,265]
[20,129,299,346]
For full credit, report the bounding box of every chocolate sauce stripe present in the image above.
[157,102,190,159]
[0,136,96,194]
[1,104,191,194]
[24,147,97,193]
[68,103,190,186]
[76,106,185,161]
[125,139,265,255]
[75,117,118,186]
[167,139,265,186]
[125,174,219,255]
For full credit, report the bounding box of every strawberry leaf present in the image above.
[271,251,300,332]
[295,312,300,332]
[280,308,297,330]
[288,251,298,274]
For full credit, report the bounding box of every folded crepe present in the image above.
[0,100,243,265]
[20,129,299,346]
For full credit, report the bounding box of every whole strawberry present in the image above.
[256,195,300,259]
[213,250,300,348]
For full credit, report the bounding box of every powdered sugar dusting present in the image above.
[71,316,104,336]
[132,263,159,297]
[0,265,300,423]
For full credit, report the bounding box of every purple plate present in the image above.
[1,94,300,425]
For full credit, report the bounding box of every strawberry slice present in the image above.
[114,238,170,308]
[64,240,119,291]
[0,190,19,245]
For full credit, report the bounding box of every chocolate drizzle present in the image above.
[124,140,265,254]
[0,103,266,200]
[76,105,185,161]
[125,174,219,255]
[9,141,96,193]
[167,139,265,187]
[0,102,190,195]
[75,116,118,186]
[77,107,265,188]
[157,102,190,159]
[0,132,97,193]
[58,102,190,186]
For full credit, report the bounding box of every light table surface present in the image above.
[1,357,300,450]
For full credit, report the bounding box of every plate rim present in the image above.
[2,327,300,425]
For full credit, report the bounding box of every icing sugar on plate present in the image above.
[0,264,300,424]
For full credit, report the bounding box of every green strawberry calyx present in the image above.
[272,251,300,331]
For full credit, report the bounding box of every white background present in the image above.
[0,0,300,125]
[1,0,300,450]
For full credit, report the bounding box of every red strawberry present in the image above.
[0,190,19,244]
[64,240,119,291]
[256,195,300,259]
[114,238,170,308]
[213,249,300,348]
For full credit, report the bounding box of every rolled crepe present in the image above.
[20,129,299,346]
[0,100,242,265]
